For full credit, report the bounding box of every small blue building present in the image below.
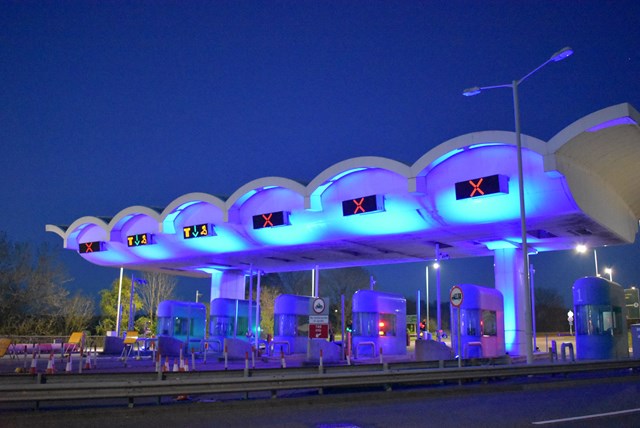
[351,290,406,358]
[450,284,505,358]
[573,276,628,360]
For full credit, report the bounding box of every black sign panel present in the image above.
[455,174,508,200]
[127,233,152,247]
[342,194,382,216]
[252,211,289,229]
[78,241,105,253]
[182,223,213,239]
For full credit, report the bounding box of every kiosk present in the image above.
[351,290,406,358]
[209,298,259,352]
[573,276,628,360]
[449,284,505,358]
[156,300,206,356]
[272,294,330,355]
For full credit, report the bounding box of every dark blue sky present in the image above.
[2,1,639,307]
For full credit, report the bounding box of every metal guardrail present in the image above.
[1,359,639,408]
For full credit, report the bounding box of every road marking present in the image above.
[532,408,640,425]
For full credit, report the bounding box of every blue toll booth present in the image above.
[208,298,259,352]
[450,284,505,359]
[272,294,331,355]
[573,276,628,360]
[351,290,406,358]
[156,300,207,356]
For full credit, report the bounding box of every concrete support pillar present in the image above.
[210,270,246,302]
[494,248,528,356]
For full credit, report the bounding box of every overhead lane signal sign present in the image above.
[455,174,509,200]
[341,194,383,216]
[127,233,153,247]
[183,223,214,239]
[252,211,289,229]
[78,241,105,253]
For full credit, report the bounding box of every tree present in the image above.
[139,272,177,324]
[0,233,95,336]
[98,276,144,334]
[534,286,569,332]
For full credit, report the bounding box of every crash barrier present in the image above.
[465,342,483,359]
[549,340,558,361]
[1,359,639,409]
[355,341,375,358]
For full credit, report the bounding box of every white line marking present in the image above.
[532,407,640,425]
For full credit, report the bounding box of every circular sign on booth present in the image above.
[450,286,463,308]
[312,298,326,314]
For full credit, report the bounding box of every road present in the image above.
[3,370,639,427]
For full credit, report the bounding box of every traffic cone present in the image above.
[29,352,38,375]
[65,355,72,373]
[84,353,92,370]
[172,358,179,372]
[163,356,169,372]
[183,359,189,372]
[46,353,55,374]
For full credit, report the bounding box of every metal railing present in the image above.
[1,359,639,408]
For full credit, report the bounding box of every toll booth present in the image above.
[450,284,505,359]
[351,290,406,358]
[272,294,330,355]
[156,300,207,356]
[208,298,259,352]
[573,276,629,360]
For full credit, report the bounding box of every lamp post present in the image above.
[604,267,613,282]
[576,244,599,276]
[463,47,573,363]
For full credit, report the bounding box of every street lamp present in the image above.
[575,244,599,276]
[604,267,613,282]
[463,46,573,363]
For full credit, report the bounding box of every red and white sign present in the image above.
[309,324,329,339]
[450,285,464,308]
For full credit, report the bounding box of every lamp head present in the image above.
[551,46,573,62]
[462,86,481,97]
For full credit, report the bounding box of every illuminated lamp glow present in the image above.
[309,168,367,210]
[163,200,203,234]
[467,142,505,150]
[586,117,637,132]
[483,240,518,250]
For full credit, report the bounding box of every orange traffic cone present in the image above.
[183,359,189,372]
[84,353,91,370]
[163,356,169,372]
[46,353,55,374]
[172,358,179,372]
[29,352,38,375]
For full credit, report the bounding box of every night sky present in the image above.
[2,1,639,308]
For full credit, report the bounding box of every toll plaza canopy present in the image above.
[47,103,640,277]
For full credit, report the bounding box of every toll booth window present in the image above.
[353,312,377,337]
[157,317,172,336]
[275,314,308,337]
[174,317,189,336]
[460,309,480,336]
[378,313,396,337]
[210,316,233,337]
[576,305,624,336]
[481,310,497,336]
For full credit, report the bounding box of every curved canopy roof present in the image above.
[47,103,640,277]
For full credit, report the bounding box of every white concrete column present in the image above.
[210,270,246,302]
[494,248,528,356]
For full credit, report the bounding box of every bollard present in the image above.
[319,349,324,374]
[172,358,179,372]
[30,352,38,375]
[78,348,83,374]
[203,341,208,364]
[379,347,383,365]
[346,347,351,366]
[191,348,196,372]
[244,351,249,377]
[251,346,256,369]
[224,344,228,370]
[163,356,169,372]
[280,349,286,369]
[155,353,161,373]
[65,355,72,373]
